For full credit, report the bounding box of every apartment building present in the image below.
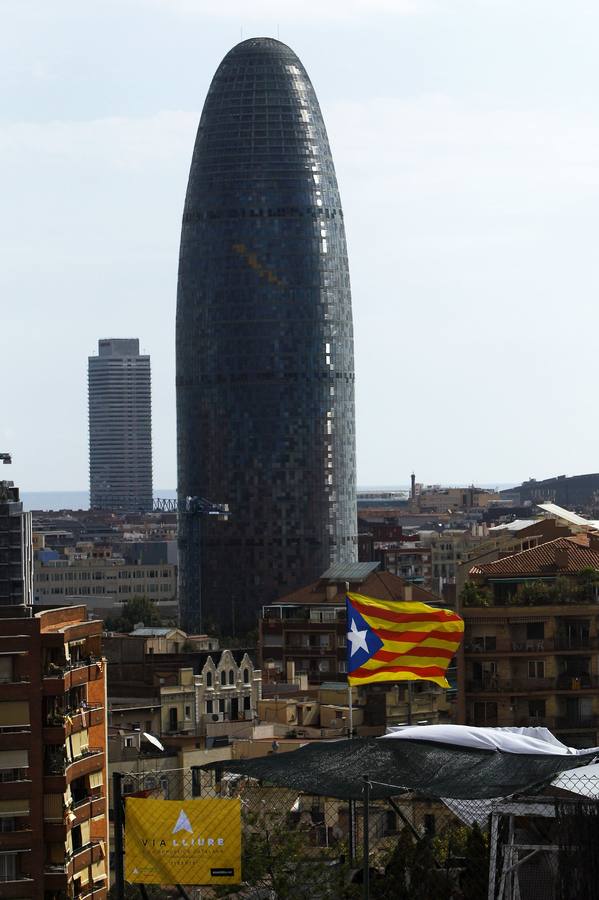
[0,479,33,608]
[33,552,176,617]
[0,605,108,899]
[259,562,444,685]
[460,532,599,748]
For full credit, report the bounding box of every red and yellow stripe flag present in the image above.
[346,593,464,689]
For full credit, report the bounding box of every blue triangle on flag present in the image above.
[346,599,384,671]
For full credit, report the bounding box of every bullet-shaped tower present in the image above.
[176,38,357,633]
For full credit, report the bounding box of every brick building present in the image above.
[459,532,599,748]
[0,605,108,898]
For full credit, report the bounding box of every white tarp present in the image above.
[381,724,599,756]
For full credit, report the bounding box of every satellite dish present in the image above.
[142,732,165,752]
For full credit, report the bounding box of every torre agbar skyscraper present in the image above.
[176,38,357,634]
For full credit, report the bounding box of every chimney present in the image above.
[555,544,570,569]
[286,660,295,683]
[404,584,413,602]
[410,472,416,500]
[325,584,337,601]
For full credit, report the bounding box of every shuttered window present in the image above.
[0,750,28,769]
[0,701,29,726]
[88,771,103,790]
[43,794,63,821]
[91,860,107,881]
[79,820,90,845]
[0,799,29,817]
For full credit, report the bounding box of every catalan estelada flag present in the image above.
[346,593,464,688]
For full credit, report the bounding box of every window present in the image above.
[0,657,14,683]
[229,670,235,685]
[528,660,545,679]
[243,696,251,711]
[219,699,225,713]
[185,706,191,718]
[528,699,546,719]
[220,671,226,686]
[206,700,213,714]
[338,661,347,673]
[0,853,16,881]
[206,671,213,688]
[472,701,497,724]
[526,623,544,640]
[124,737,135,748]
[243,668,250,684]
[338,635,346,648]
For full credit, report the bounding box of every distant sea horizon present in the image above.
[21,483,517,512]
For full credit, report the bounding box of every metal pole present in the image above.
[488,811,499,900]
[362,774,370,900]
[112,771,125,900]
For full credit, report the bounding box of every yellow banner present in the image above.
[125,797,241,886]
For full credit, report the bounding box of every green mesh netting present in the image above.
[205,738,598,800]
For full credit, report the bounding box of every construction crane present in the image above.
[0,453,11,465]
[153,496,229,635]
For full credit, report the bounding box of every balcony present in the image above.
[44,748,104,792]
[467,675,599,694]
[44,840,106,884]
[0,680,30,701]
[79,887,108,900]
[514,715,555,729]
[43,704,104,742]
[555,716,596,730]
[555,637,597,651]
[43,660,104,694]
[0,876,35,898]
[0,729,30,752]
[471,717,499,728]
[0,779,31,801]
[0,828,32,851]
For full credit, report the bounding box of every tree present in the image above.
[105,596,162,633]
[461,821,489,900]
[460,582,492,608]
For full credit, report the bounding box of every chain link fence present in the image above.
[110,765,599,900]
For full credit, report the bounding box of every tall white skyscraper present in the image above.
[88,338,153,511]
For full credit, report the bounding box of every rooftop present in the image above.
[469,533,599,579]
[319,561,380,582]
[272,569,442,607]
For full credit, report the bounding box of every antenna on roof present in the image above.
[277,23,280,39]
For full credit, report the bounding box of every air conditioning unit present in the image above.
[211,713,224,722]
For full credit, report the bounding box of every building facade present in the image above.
[176,38,357,633]
[0,606,108,898]
[0,479,33,608]
[88,338,153,512]
[259,563,445,685]
[459,533,599,748]
[160,650,261,735]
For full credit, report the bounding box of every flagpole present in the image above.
[345,585,357,865]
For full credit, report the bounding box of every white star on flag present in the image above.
[347,619,369,656]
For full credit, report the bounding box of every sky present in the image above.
[2,0,599,491]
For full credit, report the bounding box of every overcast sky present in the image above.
[3,0,599,491]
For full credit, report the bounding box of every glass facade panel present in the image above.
[176,38,357,632]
